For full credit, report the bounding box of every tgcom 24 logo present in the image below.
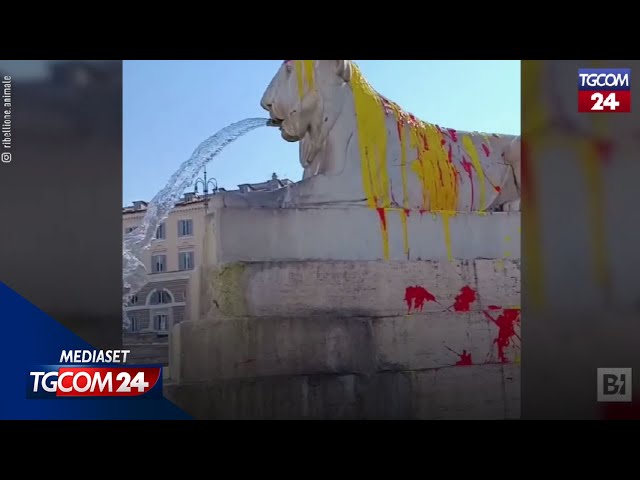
[26,349,164,399]
[578,68,631,113]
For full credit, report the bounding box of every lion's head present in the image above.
[260,60,353,143]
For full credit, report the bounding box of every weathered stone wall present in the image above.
[165,208,521,419]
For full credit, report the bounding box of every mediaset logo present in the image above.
[26,349,163,399]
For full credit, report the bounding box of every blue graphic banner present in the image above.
[0,282,191,419]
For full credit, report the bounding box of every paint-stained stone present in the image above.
[373,312,500,371]
[213,208,520,263]
[201,259,519,319]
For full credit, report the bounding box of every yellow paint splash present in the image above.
[409,124,458,211]
[515,353,521,365]
[462,135,486,211]
[440,211,455,262]
[350,65,392,259]
[349,62,459,260]
[505,236,512,243]
[294,60,315,100]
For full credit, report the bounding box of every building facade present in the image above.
[122,174,292,361]
[123,193,208,343]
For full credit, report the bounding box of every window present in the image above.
[125,226,137,234]
[155,223,166,240]
[149,289,172,305]
[179,251,194,271]
[153,314,168,331]
[178,219,193,237]
[151,254,166,274]
[128,294,139,306]
[129,316,140,332]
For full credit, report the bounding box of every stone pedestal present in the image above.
[164,208,521,419]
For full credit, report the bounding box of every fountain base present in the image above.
[165,206,521,419]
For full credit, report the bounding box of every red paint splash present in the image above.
[487,305,502,310]
[483,308,521,363]
[404,208,411,217]
[456,350,473,366]
[452,286,477,312]
[405,286,437,313]
[448,129,458,142]
[481,143,491,157]
[494,186,502,193]
[441,138,446,146]
[376,208,387,231]
[444,345,473,366]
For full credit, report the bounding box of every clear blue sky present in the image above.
[123,60,521,205]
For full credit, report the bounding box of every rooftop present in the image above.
[123,173,293,214]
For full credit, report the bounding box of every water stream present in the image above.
[122,117,269,327]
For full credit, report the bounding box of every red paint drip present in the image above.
[419,208,427,216]
[452,286,477,312]
[376,208,387,231]
[441,138,446,146]
[396,119,404,140]
[494,186,502,193]
[483,309,521,363]
[404,208,411,217]
[456,350,473,366]
[448,129,458,142]
[405,286,437,313]
[421,133,429,151]
[461,157,475,210]
[481,143,491,157]
[447,144,453,163]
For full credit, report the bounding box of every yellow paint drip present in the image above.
[409,123,458,211]
[351,65,390,210]
[294,60,315,100]
[350,64,393,260]
[515,353,521,365]
[400,209,409,256]
[462,135,487,211]
[440,211,455,262]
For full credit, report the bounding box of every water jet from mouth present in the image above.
[122,117,270,328]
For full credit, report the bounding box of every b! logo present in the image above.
[597,368,632,402]
[578,68,631,113]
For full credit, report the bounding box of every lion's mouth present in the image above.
[266,117,284,128]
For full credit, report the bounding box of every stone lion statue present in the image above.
[214,60,520,212]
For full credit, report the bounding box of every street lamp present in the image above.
[193,164,218,206]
